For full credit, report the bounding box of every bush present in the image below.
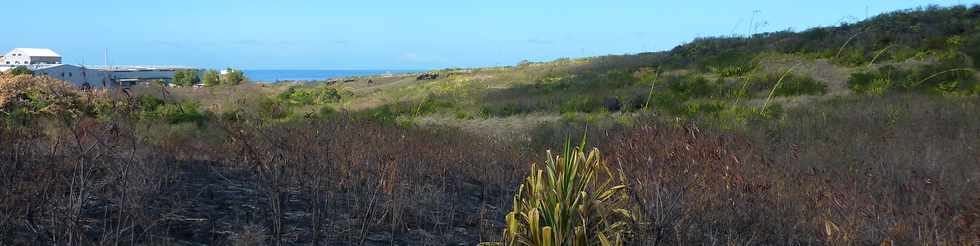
[751,73,826,96]
[138,95,165,112]
[157,102,206,124]
[849,57,978,95]
[203,70,221,87]
[480,103,534,118]
[172,70,200,86]
[0,74,80,121]
[716,64,755,78]
[500,140,634,245]
[7,66,32,76]
[602,97,622,112]
[648,91,684,114]
[368,105,400,122]
[559,97,602,113]
[276,86,345,106]
[682,100,727,118]
[258,97,292,120]
[622,95,646,113]
[772,74,827,96]
[667,76,716,98]
[222,68,247,85]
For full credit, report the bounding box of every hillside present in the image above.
[1,4,979,246]
[235,5,973,134]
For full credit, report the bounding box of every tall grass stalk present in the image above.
[761,63,801,112]
[834,29,867,60]
[642,67,662,111]
[866,44,894,68]
[731,60,763,110]
[914,68,976,85]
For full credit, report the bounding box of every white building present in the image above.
[32,64,111,88]
[3,48,62,65]
[1,48,202,88]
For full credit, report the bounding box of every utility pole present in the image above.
[105,48,115,87]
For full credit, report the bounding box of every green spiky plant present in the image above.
[501,138,634,246]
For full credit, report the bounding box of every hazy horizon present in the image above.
[2,0,966,70]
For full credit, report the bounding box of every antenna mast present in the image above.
[105,48,116,87]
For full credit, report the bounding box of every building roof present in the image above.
[9,48,61,57]
[87,65,197,71]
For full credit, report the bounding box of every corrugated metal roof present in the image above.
[9,48,61,57]
[86,65,197,71]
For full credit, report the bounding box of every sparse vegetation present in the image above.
[2,4,980,245]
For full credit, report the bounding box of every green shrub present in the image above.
[7,66,32,76]
[621,95,646,113]
[667,76,716,98]
[500,140,634,245]
[221,68,247,85]
[172,70,200,86]
[751,73,826,96]
[481,103,534,118]
[276,86,346,106]
[258,97,292,120]
[220,109,243,122]
[773,74,827,96]
[649,91,684,114]
[203,70,221,86]
[603,69,638,88]
[835,49,869,66]
[559,97,601,113]
[157,102,206,124]
[454,110,474,120]
[716,64,755,78]
[138,95,165,112]
[413,97,457,116]
[318,106,337,118]
[849,56,977,95]
[683,100,727,118]
[354,104,410,123]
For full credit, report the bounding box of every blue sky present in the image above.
[2,0,969,70]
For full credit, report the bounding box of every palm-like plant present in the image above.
[502,139,634,246]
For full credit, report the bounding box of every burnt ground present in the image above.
[143,161,509,245]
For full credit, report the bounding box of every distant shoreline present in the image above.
[244,69,426,83]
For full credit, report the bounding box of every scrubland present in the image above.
[2,4,980,246]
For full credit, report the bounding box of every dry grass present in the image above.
[0,75,977,245]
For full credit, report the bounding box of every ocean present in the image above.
[244,69,423,83]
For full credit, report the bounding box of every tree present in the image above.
[202,70,220,87]
[8,66,33,76]
[172,70,200,87]
[221,68,246,85]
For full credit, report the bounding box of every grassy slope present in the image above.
[125,5,980,136]
[4,5,980,245]
[288,5,970,133]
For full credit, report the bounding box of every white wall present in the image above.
[3,50,62,65]
[111,70,183,82]
[33,65,111,88]
[14,64,202,88]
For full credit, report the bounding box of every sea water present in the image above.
[244,69,423,83]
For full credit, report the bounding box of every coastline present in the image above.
[244,69,426,83]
